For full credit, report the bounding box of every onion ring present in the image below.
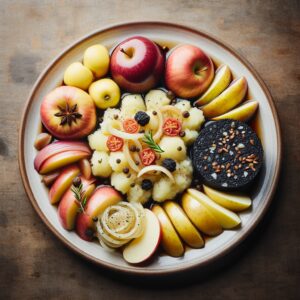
[137,165,175,182]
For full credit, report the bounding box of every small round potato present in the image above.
[91,151,112,177]
[159,136,187,161]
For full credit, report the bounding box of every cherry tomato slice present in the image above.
[123,118,140,134]
[163,118,182,136]
[107,135,124,152]
[140,148,156,166]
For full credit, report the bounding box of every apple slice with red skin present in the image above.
[110,36,165,93]
[40,86,97,140]
[58,176,96,230]
[49,164,80,204]
[165,44,214,99]
[38,150,91,174]
[75,186,122,241]
[123,209,161,264]
[34,140,91,172]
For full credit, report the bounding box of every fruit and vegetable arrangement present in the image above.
[33,36,263,264]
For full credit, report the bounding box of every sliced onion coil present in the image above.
[96,202,145,249]
[137,165,175,182]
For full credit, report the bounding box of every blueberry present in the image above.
[134,111,150,126]
[162,158,177,172]
[141,179,153,191]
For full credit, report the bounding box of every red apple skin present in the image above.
[165,44,214,98]
[123,209,162,264]
[38,150,91,174]
[110,36,165,93]
[75,186,123,241]
[34,140,91,172]
[40,86,97,140]
[58,177,96,230]
[49,164,80,204]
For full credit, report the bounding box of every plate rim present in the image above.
[18,21,282,276]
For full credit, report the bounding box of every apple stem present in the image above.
[195,66,208,75]
[120,48,130,57]
[104,95,110,101]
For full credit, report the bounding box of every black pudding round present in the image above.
[192,119,264,191]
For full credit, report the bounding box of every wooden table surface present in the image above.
[0,0,299,299]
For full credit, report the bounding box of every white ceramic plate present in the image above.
[19,22,281,276]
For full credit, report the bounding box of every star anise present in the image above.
[54,103,82,126]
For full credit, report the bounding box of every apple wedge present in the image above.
[49,165,80,204]
[163,201,204,248]
[187,189,241,229]
[195,65,231,106]
[58,177,96,230]
[76,186,122,241]
[181,193,223,236]
[152,205,184,257]
[211,100,258,122]
[201,77,248,118]
[203,185,252,212]
[123,209,161,264]
[39,150,91,174]
[34,140,91,172]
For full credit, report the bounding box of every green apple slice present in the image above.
[195,64,231,106]
[212,100,258,122]
[201,77,248,118]
[187,189,241,229]
[203,185,251,212]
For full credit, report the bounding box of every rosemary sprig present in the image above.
[142,131,164,153]
[71,179,87,213]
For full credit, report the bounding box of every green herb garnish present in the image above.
[142,131,164,153]
[71,182,88,213]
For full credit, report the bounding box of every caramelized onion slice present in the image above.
[124,141,141,173]
[137,165,175,182]
[153,108,163,142]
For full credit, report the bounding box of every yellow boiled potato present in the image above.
[89,78,121,109]
[109,152,129,172]
[145,89,171,110]
[88,130,108,152]
[121,94,146,118]
[182,129,199,145]
[159,136,187,161]
[153,177,176,202]
[103,108,121,122]
[91,151,112,178]
[111,172,136,194]
[83,44,110,78]
[63,62,93,90]
[182,107,205,130]
[145,110,159,132]
[174,100,191,112]
[127,184,151,205]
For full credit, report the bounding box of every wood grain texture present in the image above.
[0,0,299,299]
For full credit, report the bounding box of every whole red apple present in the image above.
[165,44,214,98]
[40,86,97,139]
[110,36,165,93]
